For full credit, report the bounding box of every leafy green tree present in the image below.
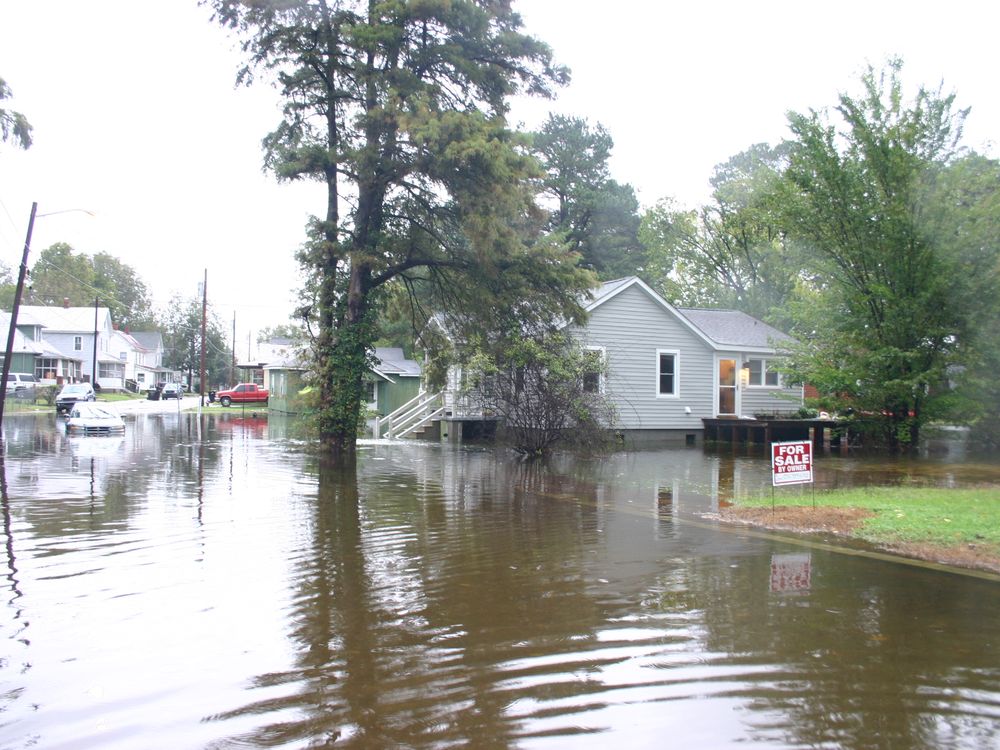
[27,242,97,306]
[465,329,616,456]
[640,143,798,326]
[92,252,155,330]
[0,76,32,150]
[161,295,232,391]
[921,153,1000,445]
[777,60,990,446]
[0,261,15,310]
[26,243,154,330]
[210,0,595,457]
[532,114,643,278]
[534,114,612,226]
[257,323,302,343]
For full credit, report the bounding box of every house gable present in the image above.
[575,279,714,431]
[583,277,717,349]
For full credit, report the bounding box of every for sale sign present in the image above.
[771,440,813,486]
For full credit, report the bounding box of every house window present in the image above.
[74,336,83,351]
[364,380,376,404]
[747,358,780,387]
[35,358,59,380]
[657,350,678,396]
[582,347,604,394]
[514,366,525,394]
[99,361,124,379]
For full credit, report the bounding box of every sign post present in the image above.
[771,440,813,487]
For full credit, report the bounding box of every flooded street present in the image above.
[2,412,1000,749]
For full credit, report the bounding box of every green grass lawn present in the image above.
[97,391,147,402]
[740,486,1000,550]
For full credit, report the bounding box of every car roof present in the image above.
[71,402,117,416]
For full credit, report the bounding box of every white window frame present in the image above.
[73,335,83,351]
[582,346,606,394]
[655,349,680,398]
[746,357,781,388]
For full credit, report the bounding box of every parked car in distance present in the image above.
[55,383,96,414]
[65,402,125,435]
[215,383,269,407]
[5,372,39,399]
[161,383,184,400]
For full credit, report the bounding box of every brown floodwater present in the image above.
[2,413,1000,749]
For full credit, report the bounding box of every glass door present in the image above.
[718,358,738,416]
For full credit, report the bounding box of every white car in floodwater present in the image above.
[65,402,125,436]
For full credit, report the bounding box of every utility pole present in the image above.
[92,297,99,389]
[230,312,236,387]
[0,202,38,432]
[199,269,207,407]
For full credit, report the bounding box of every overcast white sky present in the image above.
[1,1,997,353]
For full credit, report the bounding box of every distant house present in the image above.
[266,346,423,420]
[110,329,172,392]
[15,305,119,388]
[368,347,422,416]
[0,311,83,382]
[237,337,297,389]
[129,331,172,388]
[264,352,308,415]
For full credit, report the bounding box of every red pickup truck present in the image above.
[215,383,269,407]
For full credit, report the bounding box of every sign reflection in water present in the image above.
[1,413,999,749]
[770,553,813,593]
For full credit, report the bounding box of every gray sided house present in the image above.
[16,305,119,388]
[572,277,802,445]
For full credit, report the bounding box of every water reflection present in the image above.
[769,553,812,593]
[0,415,999,749]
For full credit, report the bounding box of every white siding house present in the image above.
[129,331,170,390]
[110,329,168,392]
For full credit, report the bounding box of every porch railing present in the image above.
[374,390,447,439]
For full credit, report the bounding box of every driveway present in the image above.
[111,395,204,415]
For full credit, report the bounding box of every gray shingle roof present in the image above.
[0,312,82,359]
[18,305,113,332]
[374,347,421,377]
[583,277,633,307]
[676,308,793,348]
[131,331,163,350]
[585,277,794,351]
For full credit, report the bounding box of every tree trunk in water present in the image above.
[317,264,373,461]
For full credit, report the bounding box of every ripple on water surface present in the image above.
[2,416,1000,748]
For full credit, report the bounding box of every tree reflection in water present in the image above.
[4,414,1000,749]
